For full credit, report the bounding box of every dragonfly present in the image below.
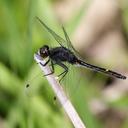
[36,17,127,82]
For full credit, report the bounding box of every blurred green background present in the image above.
[0,0,128,128]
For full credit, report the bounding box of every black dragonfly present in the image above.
[36,17,127,82]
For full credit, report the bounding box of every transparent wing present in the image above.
[62,26,83,59]
[36,17,82,58]
[36,17,67,47]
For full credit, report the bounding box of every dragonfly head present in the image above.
[38,45,49,58]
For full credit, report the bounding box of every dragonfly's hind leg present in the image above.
[57,62,68,82]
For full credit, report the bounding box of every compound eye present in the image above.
[39,48,48,58]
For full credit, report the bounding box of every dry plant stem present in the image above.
[34,53,86,128]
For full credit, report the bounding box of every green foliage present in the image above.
[0,0,128,128]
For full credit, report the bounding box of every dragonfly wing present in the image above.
[36,17,67,47]
[62,26,83,59]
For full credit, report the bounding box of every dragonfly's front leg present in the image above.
[43,60,55,76]
[39,58,50,66]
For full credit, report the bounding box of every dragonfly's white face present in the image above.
[38,45,49,58]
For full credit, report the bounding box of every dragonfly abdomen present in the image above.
[76,59,127,80]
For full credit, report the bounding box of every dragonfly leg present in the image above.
[43,60,55,76]
[39,59,50,66]
[57,62,68,82]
